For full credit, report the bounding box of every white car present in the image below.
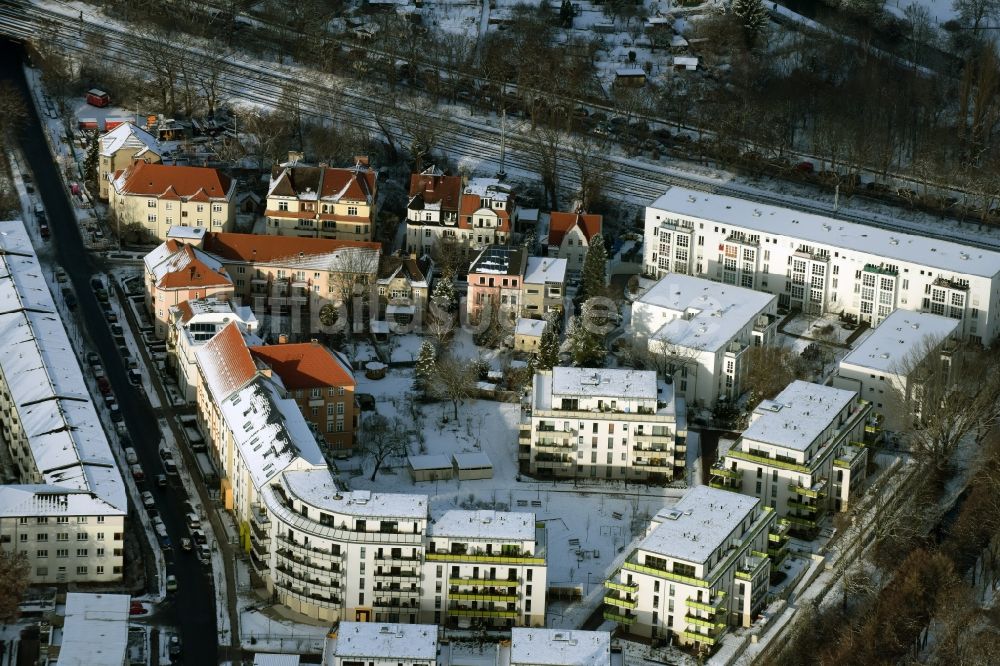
[141,491,155,508]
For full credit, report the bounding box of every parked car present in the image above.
[141,491,155,508]
[55,269,67,283]
[94,365,106,380]
[105,311,118,324]
[39,224,50,239]
[86,352,100,367]
[96,288,109,303]
[130,464,144,481]
[97,377,111,394]
[160,448,173,462]
[180,537,193,551]
[90,277,103,290]
[110,323,124,338]
[110,405,123,423]
[197,544,211,563]
[167,633,181,656]
[165,575,178,593]
[164,460,179,476]
[186,512,201,530]
[61,288,76,310]
[125,447,138,465]
[191,529,207,545]
[129,600,147,616]
[156,474,168,488]
[128,369,142,386]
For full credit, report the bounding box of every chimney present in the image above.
[287,150,304,164]
[259,367,272,378]
[278,333,289,344]
[354,155,370,167]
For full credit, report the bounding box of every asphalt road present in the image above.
[0,40,218,663]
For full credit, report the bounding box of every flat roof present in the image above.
[639,486,759,564]
[59,593,131,666]
[524,256,567,285]
[510,628,610,666]
[430,510,535,540]
[840,309,959,374]
[634,274,775,353]
[407,454,452,471]
[327,622,437,660]
[649,186,1000,279]
[516,317,547,337]
[551,367,658,400]
[166,225,206,240]
[283,470,428,520]
[253,654,300,666]
[452,451,492,469]
[742,381,858,452]
[0,221,126,514]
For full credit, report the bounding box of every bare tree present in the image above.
[359,413,409,480]
[0,550,29,623]
[431,355,477,421]
[322,247,381,337]
[568,135,610,211]
[742,344,808,409]
[0,82,27,141]
[231,105,288,170]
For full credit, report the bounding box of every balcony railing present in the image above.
[685,613,726,630]
[784,514,818,529]
[727,449,811,474]
[451,592,518,603]
[373,569,420,580]
[448,577,519,587]
[374,588,420,598]
[622,562,709,588]
[277,585,341,609]
[276,548,342,575]
[787,500,821,513]
[447,607,519,619]
[788,479,827,498]
[374,553,422,563]
[603,610,635,625]
[685,593,726,613]
[427,552,545,565]
[603,593,637,609]
[682,630,717,646]
[275,565,329,588]
[604,580,638,594]
[276,534,344,561]
[735,555,770,582]
[711,465,743,480]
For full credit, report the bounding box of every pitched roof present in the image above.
[468,245,527,276]
[249,343,355,389]
[203,232,380,265]
[155,244,232,290]
[548,212,602,247]
[377,254,430,284]
[268,164,377,204]
[195,321,258,402]
[113,161,232,200]
[99,122,159,158]
[407,169,462,212]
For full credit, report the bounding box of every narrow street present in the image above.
[0,40,219,662]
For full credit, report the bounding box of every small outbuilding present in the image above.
[514,317,547,353]
[452,452,493,480]
[408,454,454,482]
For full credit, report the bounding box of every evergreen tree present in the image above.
[536,320,561,370]
[732,0,769,48]
[559,0,575,28]
[431,275,456,313]
[414,340,437,396]
[580,233,608,301]
[565,315,606,367]
[83,130,100,194]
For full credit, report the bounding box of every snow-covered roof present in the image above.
[616,68,646,77]
[516,317,547,337]
[551,367,658,400]
[327,622,437,660]
[634,274,775,353]
[464,177,510,202]
[219,378,326,490]
[524,257,567,285]
[166,225,206,241]
[99,122,159,158]
[0,221,126,514]
[58,593,131,666]
[839,309,959,375]
[283,470,428,519]
[452,452,492,469]
[429,510,535,541]
[143,239,227,287]
[253,655,300,666]
[650,187,1000,279]
[639,486,759,565]
[742,381,858,452]
[407,454,452,471]
[510,628,611,666]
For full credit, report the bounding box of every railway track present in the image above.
[3,0,1000,253]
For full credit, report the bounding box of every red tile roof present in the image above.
[548,212,603,247]
[203,232,380,263]
[116,161,232,200]
[408,172,462,212]
[198,321,258,400]
[157,245,232,289]
[269,164,377,203]
[249,343,355,389]
[460,195,510,231]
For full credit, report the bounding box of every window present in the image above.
[347,206,358,216]
[37,549,48,558]
[77,548,88,557]
[278,201,289,211]
[96,566,104,575]
[56,549,68,558]
[76,566,88,575]
[147,214,157,223]
[76,533,87,541]
[147,199,156,208]
[213,204,223,213]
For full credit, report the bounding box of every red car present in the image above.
[795,161,814,173]
[129,600,148,615]
[40,224,50,239]
[97,377,111,395]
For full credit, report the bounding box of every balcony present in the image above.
[603,593,637,609]
[768,522,790,544]
[685,613,726,630]
[681,630,717,646]
[373,569,420,581]
[535,439,575,451]
[788,479,827,498]
[604,580,638,594]
[427,552,545,566]
[373,601,419,613]
[634,432,671,443]
[451,592,518,603]
[711,465,742,480]
[603,609,635,625]
[784,514,818,530]
[374,587,420,598]
[735,555,770,582]
[374,553,422,564]
[726,449,811,474]
[275,564,331,588]
[622,562,709,588]
[632,444,669,453]
[787,500,821,513]
[684,592,725,614]
[449,577,519,587]
[633,459,671,468]
[447,607,519,619]
[276,534,343,562]
[277,585,341,609]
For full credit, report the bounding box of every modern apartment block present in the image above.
[631,275,778,408]
[833,309,959,432]
[712,381,872,536]
[325,622,438,666]
[0,221,127,584]
[109,161,237,240]
[190,324,546,625]
[249,342,358,453]
[264,159,378,242]
[603,486,780,650]
[510,628,610,666]
[519,368,687,483]
[423,510,547,629]
[643,186,1000,343]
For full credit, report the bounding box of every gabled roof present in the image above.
[249,342,355,389]
[99,122,159,158]
[548,212,602,247]
[154,244,232,290]
[195,321,258,403]
[113,161,232,200]
[203,232,380,266]
[377,254,430,285]
[268,165,323,198]
[407,168,462,212]
[268,163,377,204]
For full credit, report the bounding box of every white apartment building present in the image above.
[631,275,778,407]
[712,381,871,536]
[325,622,437,666]
[603,486,779,650]
[423,510,547,629]
[47,593,131,666]
[0,221,127,585]
[833,309,959,432]
[169,297,260,401]
[643,186,1000,344]
[191,324,547,626]
[519,368,687,483]
[510,628,610,666]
